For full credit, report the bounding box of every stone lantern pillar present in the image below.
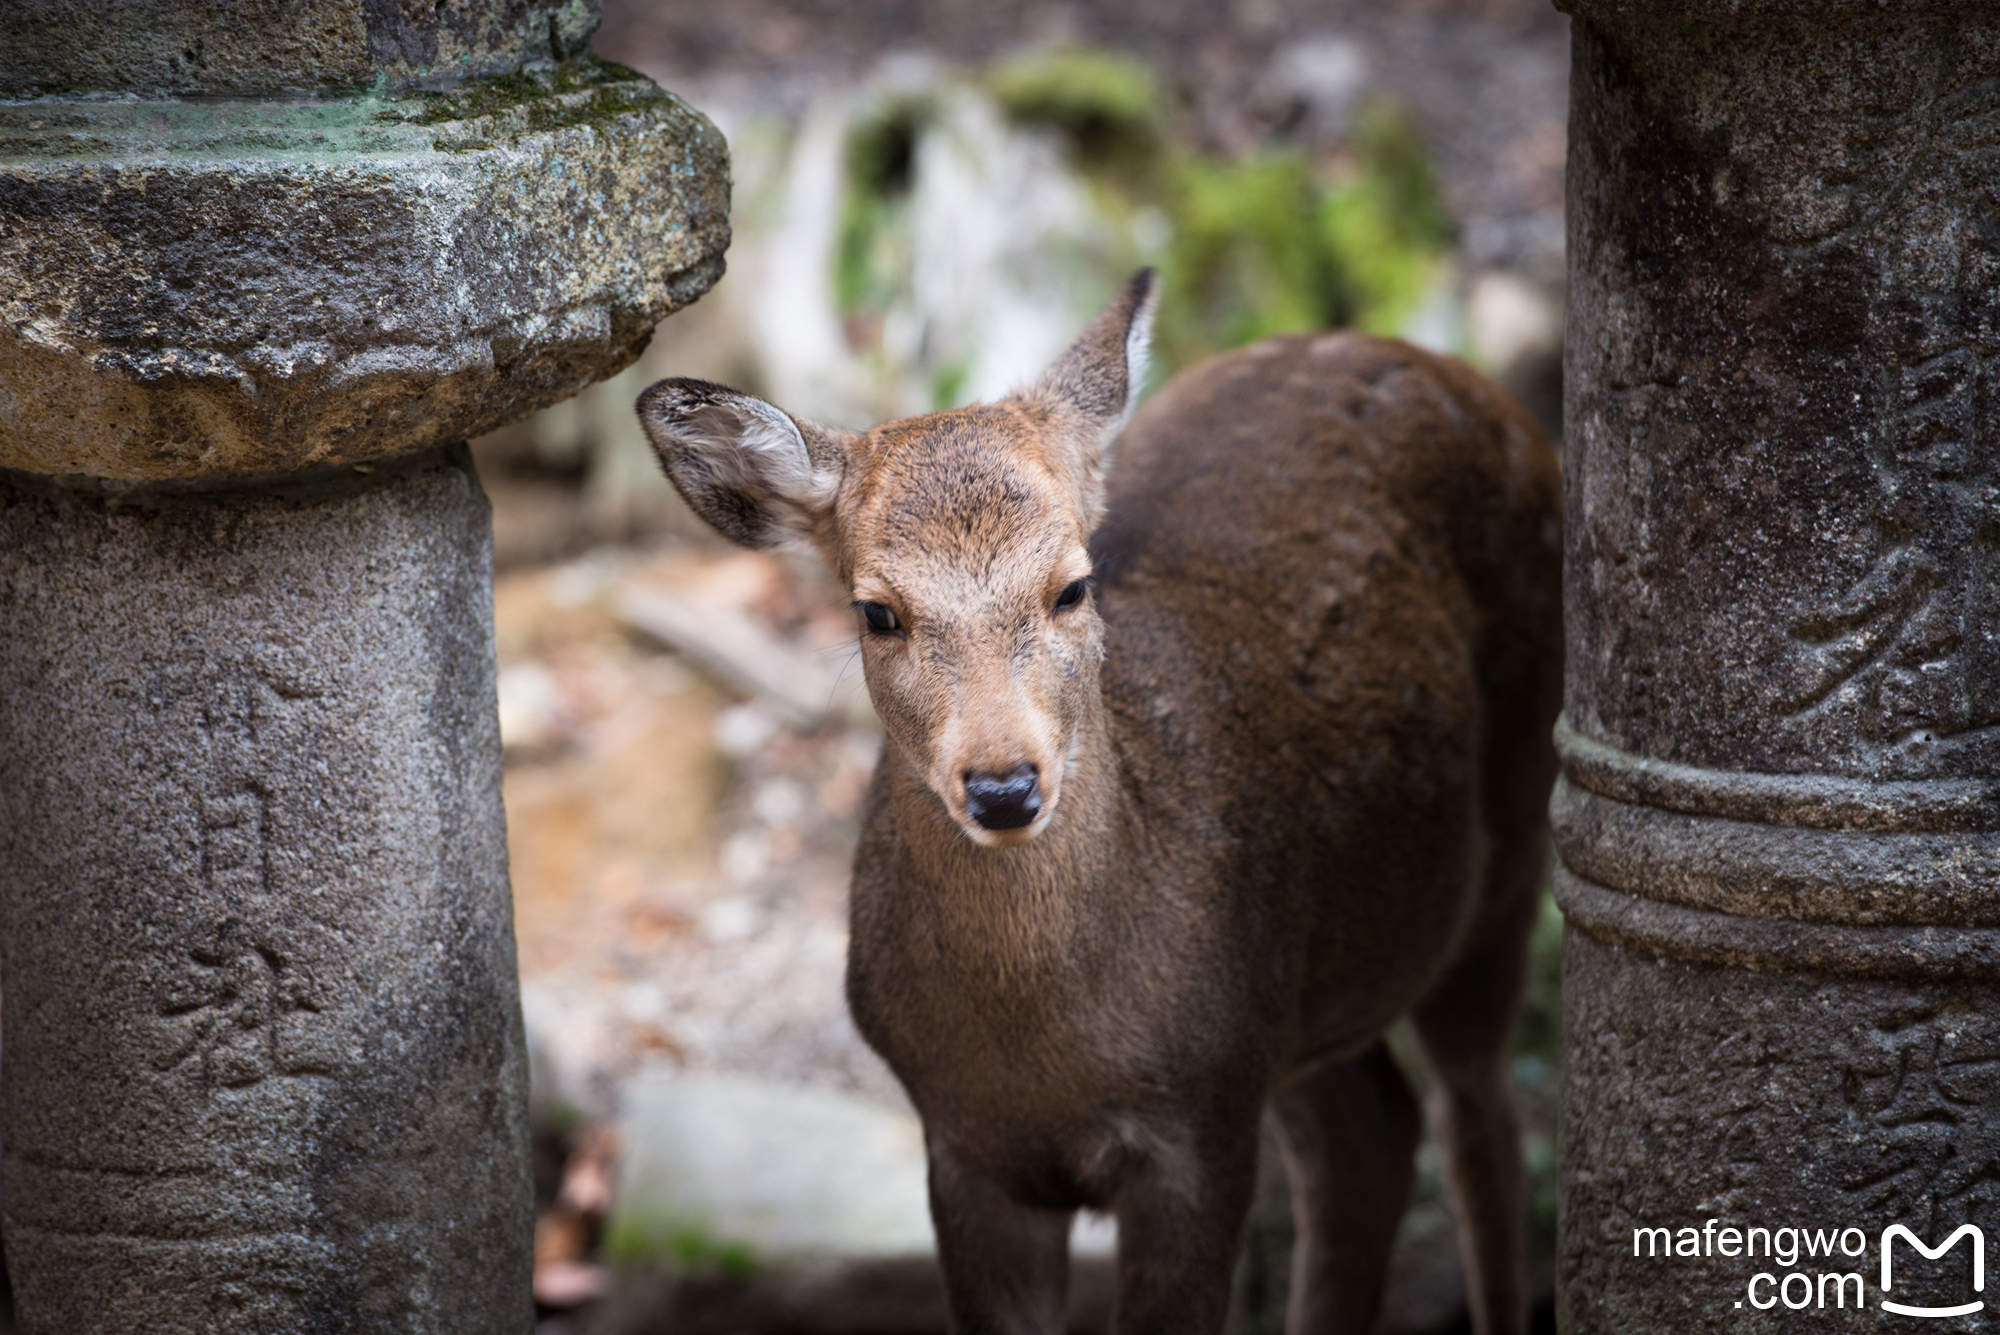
[1554,3,2000,1329]
[0,5,728,1331]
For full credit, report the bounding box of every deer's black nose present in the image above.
[965,765,1042,831]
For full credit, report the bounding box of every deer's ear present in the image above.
[637,378,853,552]
[1024,268,1159,438]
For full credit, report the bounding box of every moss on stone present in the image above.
[0,60,685,159]
[397,55,669,144]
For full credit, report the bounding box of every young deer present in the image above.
[637,271,1561,1335]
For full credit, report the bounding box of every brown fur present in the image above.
[638,271,1562,1335]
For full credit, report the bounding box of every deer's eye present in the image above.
[1053,578,1091,613]
[857,601,902,635]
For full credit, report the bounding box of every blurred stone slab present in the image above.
[607,1073,1117,1263]
[589,1254,1118,1335]
[0,60,728,481]
[609,1073,937,1262]
[593,1073,1508,1335]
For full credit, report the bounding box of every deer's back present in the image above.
[1090,331,1562,1065]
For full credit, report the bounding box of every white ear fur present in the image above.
[1100,278,1158,483]
[636,378,842,552]
[1016,270,1160,504]
[1023,268,1159,436]
[1115,277,1159,433]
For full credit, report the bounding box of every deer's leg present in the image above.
[1269,1042,1422,1335]
[928,1146,1072,1335]
[1109,1120,1260,1335]
[1409,828,1545,1335]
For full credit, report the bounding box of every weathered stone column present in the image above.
[1554,5,2000,1330]
[0,5,727,1331]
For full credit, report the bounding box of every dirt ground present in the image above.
[493,530,908,1115]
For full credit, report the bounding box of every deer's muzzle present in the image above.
[963,765,1042,832]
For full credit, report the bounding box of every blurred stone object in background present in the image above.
[478,0,1567,572]
[0,1,728,1330]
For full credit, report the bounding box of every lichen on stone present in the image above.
[396,54,672,143]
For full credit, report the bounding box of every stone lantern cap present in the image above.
[0,0,606,99]
[0,4,729,483]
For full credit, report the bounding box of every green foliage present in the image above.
[988,48,1456,372]
[535,1091,585,1143]
[1513,884,1567,1065]
[930,361,971,412]
[601,1215,761,1279]
[1153,150,1338,369]
[1154,99,1455,365]
[990,47,1165,182]
[1318,102,1457,337]
[834,100,925,321]
[1512,887,1566,1250]
[831,48,1458,396]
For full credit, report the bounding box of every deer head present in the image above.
[638,270,1158,848]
